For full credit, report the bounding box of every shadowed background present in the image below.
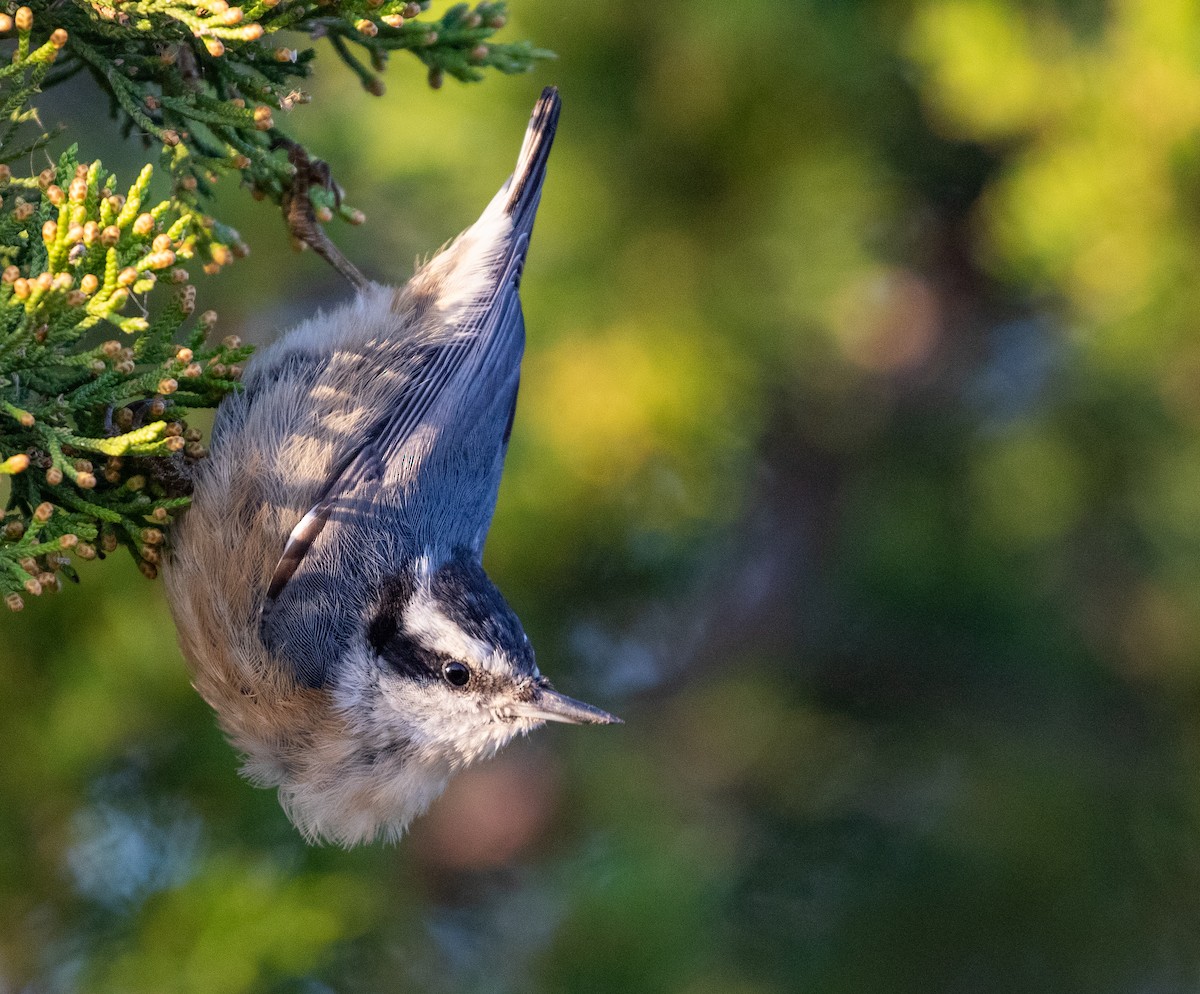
[5,0,1200,991]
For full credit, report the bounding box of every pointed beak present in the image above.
[520,681,622,726]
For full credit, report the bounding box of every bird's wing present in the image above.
[257,259,527,685]
[262,250,527,608]
[258,88,560,682]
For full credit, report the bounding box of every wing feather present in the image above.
[257,88,560,675]
[262,243,529,618]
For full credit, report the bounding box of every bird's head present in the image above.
[340,551,618,772]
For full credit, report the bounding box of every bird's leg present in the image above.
[276,139,369,293]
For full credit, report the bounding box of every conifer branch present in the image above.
[0,0,548,605]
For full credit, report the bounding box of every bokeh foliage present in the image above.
[6,0,1200,991]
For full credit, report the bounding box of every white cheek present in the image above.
[376,679,526,765]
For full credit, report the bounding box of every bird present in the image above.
[164,87,620,847]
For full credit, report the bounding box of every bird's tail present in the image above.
[504,86,561,232]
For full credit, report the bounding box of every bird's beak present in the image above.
[520,681,622,726]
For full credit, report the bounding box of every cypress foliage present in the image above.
[0,0,545,606]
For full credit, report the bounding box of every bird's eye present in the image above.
[442,661,471,687]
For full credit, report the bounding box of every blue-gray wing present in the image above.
[256,271,527,686]
[263,247,527,602]
[258,86,559,686]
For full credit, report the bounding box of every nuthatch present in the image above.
[165,88,619,847]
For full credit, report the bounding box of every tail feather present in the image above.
[505,86,560,230]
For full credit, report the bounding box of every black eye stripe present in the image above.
[369,621,443,682]
[366,611,398,655]
[369,609,479,687]
[369,571,444,681]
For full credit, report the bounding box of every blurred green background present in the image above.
[8,0,1200,990]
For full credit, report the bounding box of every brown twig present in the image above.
[278,139,369,292]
